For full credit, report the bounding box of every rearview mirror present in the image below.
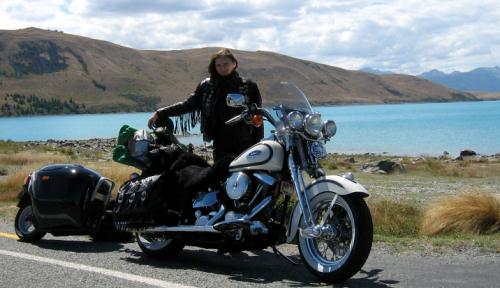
[226,93,245,107]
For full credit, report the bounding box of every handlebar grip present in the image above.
[225,114,243,125]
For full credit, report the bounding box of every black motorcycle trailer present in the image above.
[15,164,128,242]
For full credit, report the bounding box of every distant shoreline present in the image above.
[2,98,500,118]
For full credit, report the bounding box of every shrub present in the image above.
[421,192,500,235]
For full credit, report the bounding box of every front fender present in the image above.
[286,175,369,244]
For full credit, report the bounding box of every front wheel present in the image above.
[15,205,46,242]
[298,193,373,283]
[136,233,184,258]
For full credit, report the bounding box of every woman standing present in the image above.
[148,48,263,161]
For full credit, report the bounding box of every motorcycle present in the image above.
[117,81,373,282]
[14,81,373,283]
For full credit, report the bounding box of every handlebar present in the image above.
[225,114,244,125]
[224,105,276,127]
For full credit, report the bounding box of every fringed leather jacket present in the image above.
[157,72,264,160]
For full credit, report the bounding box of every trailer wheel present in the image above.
[15,205,46,242]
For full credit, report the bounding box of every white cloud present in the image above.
[1,0,499,74]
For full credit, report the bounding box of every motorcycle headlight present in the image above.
[323,120,337,138]
[304,114,323,137]
[287,111,304,129]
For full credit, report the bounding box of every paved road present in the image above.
[0,223,498,288]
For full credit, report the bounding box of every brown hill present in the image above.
[0,27,483,116]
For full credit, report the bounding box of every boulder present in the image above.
[460,149,477,157]
[360,159,405,174]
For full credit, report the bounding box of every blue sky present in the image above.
[1,0,499,74]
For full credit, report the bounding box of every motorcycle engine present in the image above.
[225,172,251,200]
[192,190,219,226]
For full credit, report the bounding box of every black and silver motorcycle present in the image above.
[14,82,372,283]
[126,82,373,282]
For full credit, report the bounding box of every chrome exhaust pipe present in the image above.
[137,225,221,234]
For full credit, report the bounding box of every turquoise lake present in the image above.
[1,100,499,156]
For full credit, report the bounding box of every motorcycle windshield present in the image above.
[262,82,313,114]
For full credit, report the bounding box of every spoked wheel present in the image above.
[136,232,184,258]
[298,193,373,283]
[15,205,46,242]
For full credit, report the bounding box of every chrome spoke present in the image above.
[301,195,356,269]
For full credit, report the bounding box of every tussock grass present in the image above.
[368,198,422,237]
[421,192,500,235]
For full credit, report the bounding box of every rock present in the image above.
[60,141,76,147]
[346,157,356,163]
[360,160,405,174]
[460,149,477,157]
[443,151,450,156]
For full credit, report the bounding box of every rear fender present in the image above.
[286,175,369,243]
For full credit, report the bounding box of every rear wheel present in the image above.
[136,233,185,258]
[15,205,46,242]
[298,193,373,283]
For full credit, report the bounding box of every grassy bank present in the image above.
[1,140,498,254]
[0,140,137,201]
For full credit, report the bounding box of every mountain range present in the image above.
[418,67,500,92]
[0,27,491,116]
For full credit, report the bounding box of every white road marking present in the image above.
[0,249,196,288]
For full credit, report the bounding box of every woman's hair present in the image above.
[208,48,238,77]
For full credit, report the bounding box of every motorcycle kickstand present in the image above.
[272,246,301,265]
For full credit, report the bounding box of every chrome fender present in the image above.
[286,175,369,244]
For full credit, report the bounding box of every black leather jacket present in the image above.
[157,72,264,161]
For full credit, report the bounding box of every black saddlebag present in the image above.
[30,164,114,230]
[112,171,177,228]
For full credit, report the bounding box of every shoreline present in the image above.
[7,138,500,160]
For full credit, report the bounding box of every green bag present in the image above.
[112,125,148,170]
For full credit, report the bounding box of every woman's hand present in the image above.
[148,111,159,129]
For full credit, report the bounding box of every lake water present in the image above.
[1,100,499,156]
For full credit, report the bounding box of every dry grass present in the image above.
[84,161,139,195]
[0,152,69,166]
[0,168,32,201]
[368,198,422,237]
[0,160,138,202]
[421,192,500,235]
[0,151,73,201]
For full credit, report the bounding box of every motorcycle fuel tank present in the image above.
[229,140,284,172]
